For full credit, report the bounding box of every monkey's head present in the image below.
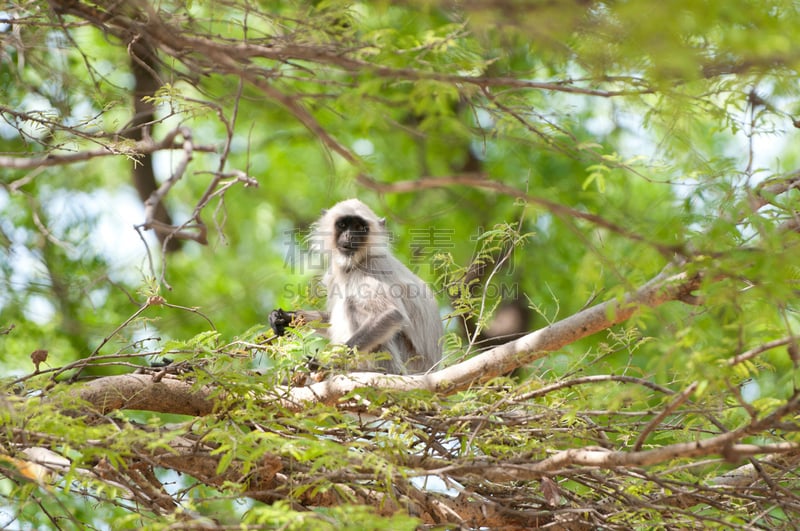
[313,199,388,269]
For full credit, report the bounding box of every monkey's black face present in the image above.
[334,215,370,256]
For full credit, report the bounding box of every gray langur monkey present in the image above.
[270,199,443,374]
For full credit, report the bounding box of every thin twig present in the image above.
[633,381,698,451]
[729,336,797,366]
[0,127,215,170]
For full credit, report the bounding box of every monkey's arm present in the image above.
[269,309,331,338]
[345,308,406,353]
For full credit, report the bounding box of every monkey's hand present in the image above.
[269,308,296,337]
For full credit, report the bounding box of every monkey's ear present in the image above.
[320,208,328,215]
[378,217,386,228]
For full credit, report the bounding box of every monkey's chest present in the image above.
[328,298,354,344]
[328,285,394,343]
[329,295,373,342]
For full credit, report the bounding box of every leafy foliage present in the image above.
[2,0,800,528]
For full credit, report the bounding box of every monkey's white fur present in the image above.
[312,199,442,374]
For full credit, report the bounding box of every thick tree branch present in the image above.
[76,374,216,416]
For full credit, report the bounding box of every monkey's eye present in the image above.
[336,220,347,230]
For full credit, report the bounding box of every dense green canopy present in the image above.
[2,0,800,528]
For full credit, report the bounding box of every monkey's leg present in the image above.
[345,308,405,353]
